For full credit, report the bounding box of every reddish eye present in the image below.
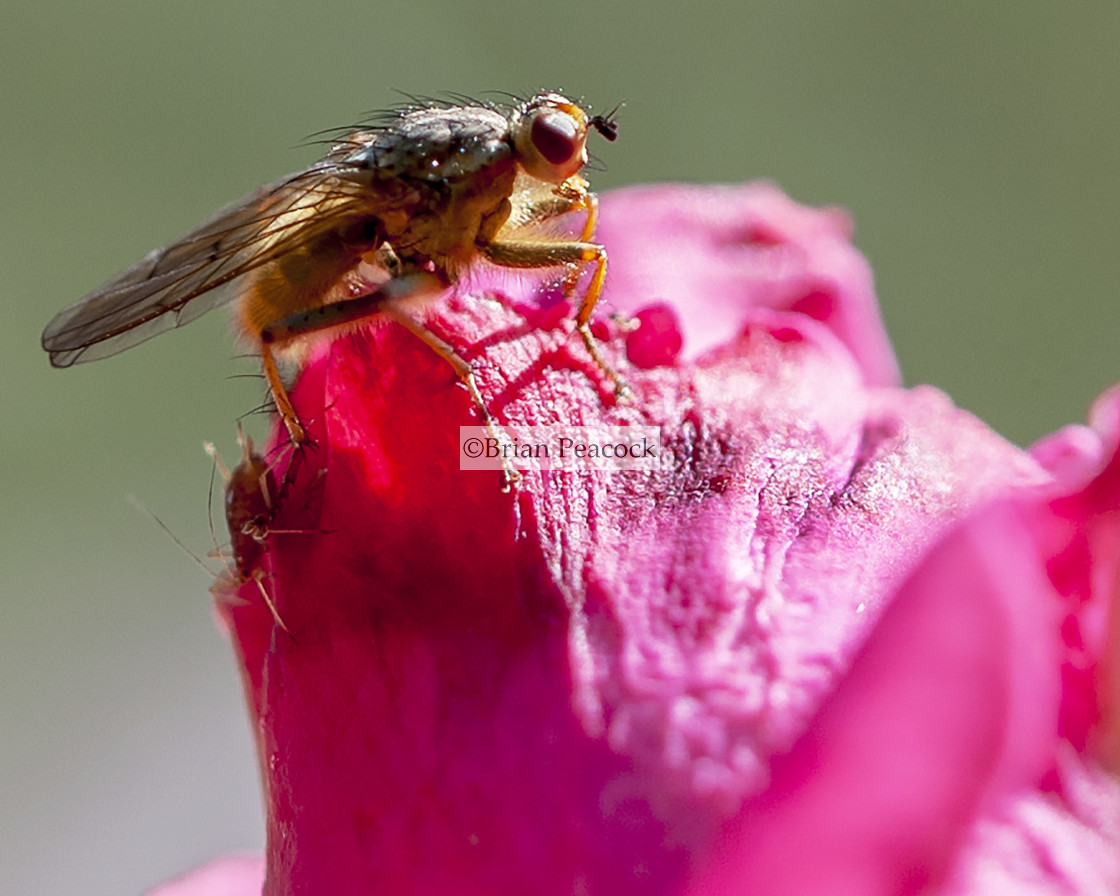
[512,94,591,183]
[530,110,581,166]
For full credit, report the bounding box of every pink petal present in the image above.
[597,184,900,387]
[1030,425,1105,491]
[146,854,264,896]
[687,499,1064,895]
[197,183,1117,894]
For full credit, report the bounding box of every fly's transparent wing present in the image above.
[42,163,372,367]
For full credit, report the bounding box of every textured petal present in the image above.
[202,184,1117,895]
[685,499,1064,896]
[943,746,1120,895]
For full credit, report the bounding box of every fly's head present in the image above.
[511,92,618,184]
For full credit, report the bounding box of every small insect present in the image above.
[42,92,621,444]
[212,434,277,582]
[206,430,294,633]
[129,430,295,631]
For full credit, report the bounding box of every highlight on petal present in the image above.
[199,184,1120,894]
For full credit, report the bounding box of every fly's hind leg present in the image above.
[482,237,627,398]
[259,342,306,446]
[258,271,446,447]
[261,271,520,488]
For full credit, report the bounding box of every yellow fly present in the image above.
[42,92,620,443]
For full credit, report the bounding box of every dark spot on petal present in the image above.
[791,288,837,322]
[770,327,805,344]
[626,303,683,369]
[707,474,732,494]
[727,223,784,247]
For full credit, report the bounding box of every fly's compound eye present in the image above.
[532,109,582,167]
[514,95,590,183]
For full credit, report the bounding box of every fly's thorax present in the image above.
[342,105,514,183]
[377,162,519,269]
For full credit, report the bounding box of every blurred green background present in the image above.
[4,2,1119,893]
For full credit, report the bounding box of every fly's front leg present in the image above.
[516,179,600,293]
[557,190,599,294]
[518,180,599,243]
[556,179,598,244]
[482,238,626,397]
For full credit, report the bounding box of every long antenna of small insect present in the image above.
[130,480,295,641]
[126,493,215,578]
[205,453,223,556]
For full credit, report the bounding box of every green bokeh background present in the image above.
[4,2,1119,893]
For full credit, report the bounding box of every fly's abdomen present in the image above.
[238,227,368,342]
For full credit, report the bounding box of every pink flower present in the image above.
[170,184,1119,894]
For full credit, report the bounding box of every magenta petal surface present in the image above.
[597,183,901,387]
[203,184,1119,895]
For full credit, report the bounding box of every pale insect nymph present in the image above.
[42,91,620,444]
